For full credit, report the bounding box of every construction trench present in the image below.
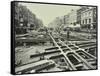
[15,31,97,74]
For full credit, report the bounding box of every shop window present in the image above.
[85,19,87,24]
[83,20,84,24]
[89,19,91,23]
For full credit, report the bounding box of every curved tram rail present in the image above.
[48,32,97,70]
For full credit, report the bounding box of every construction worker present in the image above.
[67,28,70,40]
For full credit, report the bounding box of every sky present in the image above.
[19,2,80,26]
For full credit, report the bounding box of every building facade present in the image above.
[64,15,69,26]
[80,7,97,30]
[68,9,77,25]
[48,6,97,32]
[77,8,82,25]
